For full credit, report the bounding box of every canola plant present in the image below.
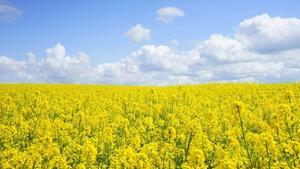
[0,84,299,168]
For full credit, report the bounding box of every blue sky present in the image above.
[1,0,300,84]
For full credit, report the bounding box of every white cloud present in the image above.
[41,44,92,82]
[0,43,95,83]
[216,61,283,79]
[0,0,22,21]
[198,34,258,62]
[236,13,300,53]
[125,24,151,42]
[1,14,300,84]
[130,45,201,73]
[156,7,184,23]
[0,56,26,81]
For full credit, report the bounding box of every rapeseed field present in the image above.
[0,84,299,168]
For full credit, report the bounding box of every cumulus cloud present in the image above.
[0,56,26,81]
[0,0,22,21]
[236,13,300,53]
[156,7,184,23]
[1,14,300,84]
[0,43,94,83]
[125,24,151,42]
[198,34,252,62]
[131,44,201,74]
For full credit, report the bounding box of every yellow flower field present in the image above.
[0,84,299,168]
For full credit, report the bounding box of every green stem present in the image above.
[265,141,271,169]
[184,132,194,162]
[236,106,253,168]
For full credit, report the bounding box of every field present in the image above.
[0,84,299,168]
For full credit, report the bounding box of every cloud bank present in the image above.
[1,14,300,85]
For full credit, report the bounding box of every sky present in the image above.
[1,0,300,85]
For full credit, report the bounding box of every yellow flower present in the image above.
[164,127,177,140]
